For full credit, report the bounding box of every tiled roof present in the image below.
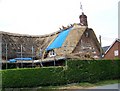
[102,46,110,53]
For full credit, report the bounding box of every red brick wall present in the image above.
[73,29,100,58]
[119,41,120,57]
[104,41,120,59]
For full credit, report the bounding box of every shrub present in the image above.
[1,59,120,88]
[2,67,66,88]
[2,63,17,69]
[66,59,120,83]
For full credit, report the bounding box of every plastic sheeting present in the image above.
[9,58,32,62]
[9,59,16,62]
[46,28,72,51]
[15,58,32,60]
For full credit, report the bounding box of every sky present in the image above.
[0,0,119,47]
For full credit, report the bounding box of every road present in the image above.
[3,83,120,91]
[73,84,120,91]
[93,83,120,89]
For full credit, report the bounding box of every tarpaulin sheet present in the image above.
[15,58,32,60]
[46,28,72,51]
[9,58,32,63]
[9,59,16,62]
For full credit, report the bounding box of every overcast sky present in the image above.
[0,0,119,46]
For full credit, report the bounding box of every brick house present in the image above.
[104,39,120,59]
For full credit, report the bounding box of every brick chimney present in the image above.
[79,12,88,26]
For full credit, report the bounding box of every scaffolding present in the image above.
[2,42,43,68]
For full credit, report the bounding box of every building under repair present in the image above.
[0,12,103,64]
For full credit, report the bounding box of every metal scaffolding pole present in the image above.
[0,34,2,71]
[39,48,43,67]
[5,43,8,69]
[0,34,2,90]
[64,45,67,69]
[21,44,23,68]
[54,56,56,66]
[32,46,34,67]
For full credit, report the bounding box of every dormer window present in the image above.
[49,50,56,57]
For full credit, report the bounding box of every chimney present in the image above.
[79,12,88,26]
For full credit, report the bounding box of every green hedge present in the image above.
[2,63,17,69]
[1,59,120,88]
[66,60,120,83]
[2,67,66,88]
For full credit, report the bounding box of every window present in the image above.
[114,50,118,56]
[49,50,56,57]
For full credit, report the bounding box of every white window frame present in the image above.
[49,50,56,57]
[114,50,118,56]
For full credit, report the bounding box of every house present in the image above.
[104,39,120,59]
[1,12,102,62]
[44,12,102,59]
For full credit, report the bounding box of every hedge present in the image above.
[2,67,66,88]
[1,59,120,88]
[66,60,120,83]
[2,63,17,69]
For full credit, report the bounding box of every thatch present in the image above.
[1,25,102,60]
[1,30,58,59]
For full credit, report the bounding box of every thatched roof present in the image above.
[1,25,102,60]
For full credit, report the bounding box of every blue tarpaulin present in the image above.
[8,58,32,63]
[46,28,72,51]
[15,58,32,60]
[9,59,16,62]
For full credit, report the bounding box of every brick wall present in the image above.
[104,41,120,59]
[73,29,100,59]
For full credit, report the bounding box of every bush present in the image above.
[2,67,66,88]
[2,63,17,69]
[66,59,120,83]
[1,59,120,88]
